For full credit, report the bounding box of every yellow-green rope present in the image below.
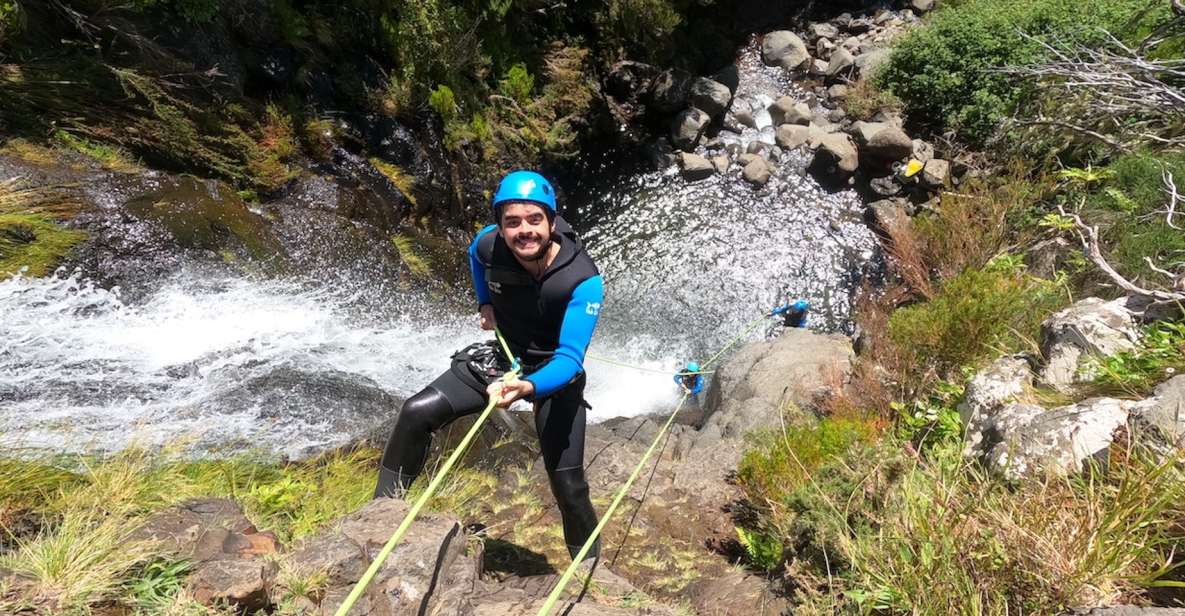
[333,328,519,616]
[534,389,691,616]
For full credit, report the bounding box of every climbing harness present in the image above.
[337,301,805,616]
[333,328,520,616]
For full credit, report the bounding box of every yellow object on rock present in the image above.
[903,159,925,178]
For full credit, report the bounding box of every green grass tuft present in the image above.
[51,129,140,173]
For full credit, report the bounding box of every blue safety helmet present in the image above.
[685,361,700,373]
[492,170,556,221]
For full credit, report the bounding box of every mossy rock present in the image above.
[0,213,86,278]
[390,229,466,284]
[124,176,285,264]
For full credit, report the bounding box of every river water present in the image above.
[0,40,877,458]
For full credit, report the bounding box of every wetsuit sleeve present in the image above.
[469,225,498,307]
[524,275,603,397]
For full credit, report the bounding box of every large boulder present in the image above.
[742,157,772,186]
[1128,375,1185,450]
[689,77,732,118]
[849,121,891,146]
[776,124,811,149]
[854,48,892,77]
[864,125,914,166]
[679,152,716,181]
[761,31,811,71]
[920,158,951,189]
[959,356,1034,457]
[826,47,856,78]
[910,0,936,12]
[699,329,853,440]
[648,69,693,114]
[1039,298,1139,389]
[769,96,811,125]
[671,108,711,152]
[277,498,479,616]
[808,22,840,41]
[811,133,860,176]
[975,398,1131,479]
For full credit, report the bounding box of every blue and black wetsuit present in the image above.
[377,215,604,560]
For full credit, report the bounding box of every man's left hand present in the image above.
[487,378,535,408]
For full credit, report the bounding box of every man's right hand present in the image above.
[479,304,496,331]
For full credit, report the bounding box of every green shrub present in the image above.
[0,0,21,38]
[887,263,1067,376]
[735,526,783,571]
[428,85,458,123]
[893,379,965,450]
[737,416,881,508]
[498,63,535,104]
[880,0,1168,144]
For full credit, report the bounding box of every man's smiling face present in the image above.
[498,201,555,261]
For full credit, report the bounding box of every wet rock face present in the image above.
[1039,298,1139,389]
[124,177,285,262]
[203,366,404,457]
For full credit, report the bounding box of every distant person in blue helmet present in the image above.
[375,170,607,570]
[673,361,704,399]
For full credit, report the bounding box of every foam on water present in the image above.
[0,270,686,456]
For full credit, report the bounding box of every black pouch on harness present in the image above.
[448,341,514,394]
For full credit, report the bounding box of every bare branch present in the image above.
[999,28,1185,151]
[1058,199,1185,303]
[1162,170,1182,230]
[1012,119,1129,151]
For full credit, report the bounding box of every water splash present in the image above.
[0,270,685,456]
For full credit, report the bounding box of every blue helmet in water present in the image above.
[685,361,700,373]
[492,170,556,220]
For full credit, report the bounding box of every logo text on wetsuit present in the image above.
[489,281,502,294]
[585,302,601,316]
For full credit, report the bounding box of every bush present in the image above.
[737,416,882,509]
[428,84,458,123]
[740,431,1185,614]
[880,0,1167,144]
[0,0,21,38]
[498,63,535,105]
[887,262,1067,377]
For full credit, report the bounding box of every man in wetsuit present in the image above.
[375,169,605,565]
